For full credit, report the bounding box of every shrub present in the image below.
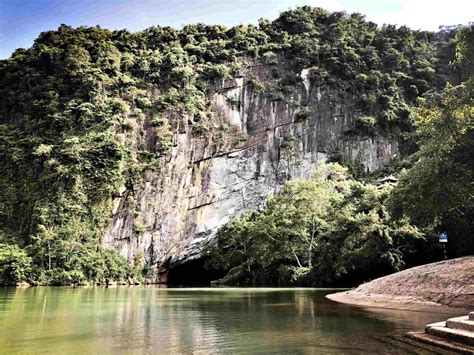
[107,98,130,114]
[355,115,376,131]
[122,118,138,130]
[131,108,145,119]
[133,222,147,234]
[0,244,33,285]
[40,268,86,286]
[295,107,312,121]
[233,132,248,147]
[247,76,266,93]
[201,63,232,81]
[155,118,173,150]
[136,97,152,109]
[150,114,165,127]
[281,134,297,150]
[262,51,278,65]
[217,123,229,132]
[226,96,241,109]
[266,85,285,102]
[191,121,209,136]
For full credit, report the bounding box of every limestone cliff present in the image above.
[102,59,399,280]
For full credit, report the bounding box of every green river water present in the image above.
[0,287,458,354]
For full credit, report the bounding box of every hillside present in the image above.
[0,6,470,286]
[327,257,474,311]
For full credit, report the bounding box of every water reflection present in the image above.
[0,287,459,354]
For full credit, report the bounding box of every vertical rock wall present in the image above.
[102,60,400,279]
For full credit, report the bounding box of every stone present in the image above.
[414,313,474,352]
[446,316,474,332]
[425,321,446,332]
[102,58,400,277]
[407,332,474,354]
[427,326,474,346]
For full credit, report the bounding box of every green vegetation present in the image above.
[247,76,266,93]
[0,6,470,285]
[191,121,210,135]
[390,25,473,258]
[205,25,473,286]
[354,115,376,133]
[295,107,312,121]
[205,163,421,286]
[0,244,33,285]
[390,83,473,257]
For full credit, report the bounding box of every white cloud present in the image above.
[305,0,473,30]
[367,0,473,30]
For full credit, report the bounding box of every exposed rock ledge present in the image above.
[327,256,474,313]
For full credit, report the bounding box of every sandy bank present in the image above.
[327,256,474,313]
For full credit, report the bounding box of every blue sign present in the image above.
[439,233,448,243]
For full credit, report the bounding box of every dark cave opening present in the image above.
[166,258,226,286]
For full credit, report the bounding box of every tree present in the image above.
[390,79,473,256]
[314,183,422,285]
[454,25,474,81]
[0,244,33,285]
[205,163,422,286]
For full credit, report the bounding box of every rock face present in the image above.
[327,256,474,310]
[102,59,400,280]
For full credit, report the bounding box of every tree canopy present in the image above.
[205,163,422,286]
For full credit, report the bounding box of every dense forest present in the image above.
[0,6,472,286]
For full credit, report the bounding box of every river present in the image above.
[0,287,458,353]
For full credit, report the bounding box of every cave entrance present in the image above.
[166,258,226,286]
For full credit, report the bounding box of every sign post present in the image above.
[439,232,448,260]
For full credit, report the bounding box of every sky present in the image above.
[1,0,473,59]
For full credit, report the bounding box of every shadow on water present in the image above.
[0,287,460,354]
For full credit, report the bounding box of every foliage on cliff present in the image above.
[0,6,466,285]
[206,25,473,286]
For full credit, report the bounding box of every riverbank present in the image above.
[327,256,474,314]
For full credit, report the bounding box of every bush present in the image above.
[233,132,248,147]
[201,63,232,81]
[107,98,130,114]
[133,222,147,234]
[150,114,165,127]
[295,107,312,121]
[247,76,266,93]
[154,118,173,150]
[131,108,145,120]
[122,118,138,130]
[226,96,241,109]
[355,115,376,132]
[40,268,86,286]
[0,244,33,285]
[262,51,278,65]
[280,134,297,150]
[136,97,152,109]
[191,121,209,136]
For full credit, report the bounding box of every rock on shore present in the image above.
[327,256,474,312]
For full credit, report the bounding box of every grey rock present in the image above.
[102,61,400,278]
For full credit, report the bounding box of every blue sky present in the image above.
[1,0,473,59]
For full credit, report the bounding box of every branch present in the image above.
[292,247,303,268]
